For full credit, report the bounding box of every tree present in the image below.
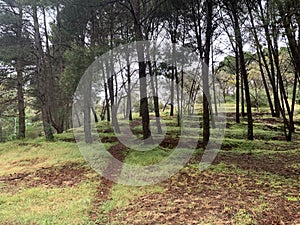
[0,1,32,139]
[220,0,253,140]
[274,0,300,141]
[119,0,161,143]
[31,3,54,141]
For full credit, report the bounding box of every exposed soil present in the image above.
[0,162,89,189]
[87,135,300,224]
[100,136,119,143]
[107,168,299,225]
[89,141,127,223]
[159,136,179,149]
[3,114,298,224]
[214,152,300,179]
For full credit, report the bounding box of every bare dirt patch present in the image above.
[0,163,90,189]
[101,141,299,224]
[89,142,127,223]
[107,166,299,225]
[213,152,300,179]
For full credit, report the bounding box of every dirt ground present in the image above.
[1,119,299,224]
[91,135,299,225]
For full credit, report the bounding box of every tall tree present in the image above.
[221,0,254,140]
[188,0,215,147]
[31,3,54,141]
[119,0,160,143]
[0,1,31,139]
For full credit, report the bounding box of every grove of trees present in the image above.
[0,0,299,144]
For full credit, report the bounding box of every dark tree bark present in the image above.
[126,62,133,121]
[16,6,25,139]
[32,4,54,141]
[257,1,281,117]
[16,64,25,139]
[148,61,162,134]
[170,66,175,117]
[91,107,99,123]
[132,0,152,143]
[246,2,276,117]
[203,0,214,148]
[232,5,253,140]
[83,76,93,144]
[235,47,240,123]
[101,63,110,122]
[108,71,120,133]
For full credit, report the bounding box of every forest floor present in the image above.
[0,112,299,225]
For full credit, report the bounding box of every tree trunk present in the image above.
[91,107,99,123]
[32,4,54,141]
[16,66,25,139]
[133,0,152,143]
[170,67,175,117]
[203,0,213,148]
[16,7,25,139]
[235,48,240,123]
[246,2,276,117]
[241,72,245,117]
[148,61,162,134]
[137,48,152,142]
[175,67,181,127]
[107,52,120,133]
[257,1,280,117]
[83,76,93,144]
[233,11,253,140]
[126,63,133,121]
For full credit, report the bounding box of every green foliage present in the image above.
[60,44,108,97]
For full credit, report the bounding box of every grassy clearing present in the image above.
[0,181,97,225]
[101,185,165,213]
[0,138,99,225]
[0,107,299,224]
[0,139,83,176]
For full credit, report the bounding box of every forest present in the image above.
[0,0,299,224]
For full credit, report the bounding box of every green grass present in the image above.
[0,139,83,176]
[0,105,299,224]
[232,209,256,225]
[124,146,172,166]
[0,181,97,225]
[101,185,165,213]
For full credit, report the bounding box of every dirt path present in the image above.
[89,142,127,223]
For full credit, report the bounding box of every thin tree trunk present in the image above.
[233,11,253,140]
[133,0,152,143]
[91,107,99,123]
[175,67,181,127]
[170,66,175,117]
[107,52,120,133]
[127,63,133,121]
[32,4,54,141]
[148,61,162,133]
[235,48,240,123]
[241,69,245,117]
[16,66,25,139]
[203,0,213,148]
[258,1,280,117]
[83,76,93,144]
[246,2,275,117]
[16,7,25,139]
